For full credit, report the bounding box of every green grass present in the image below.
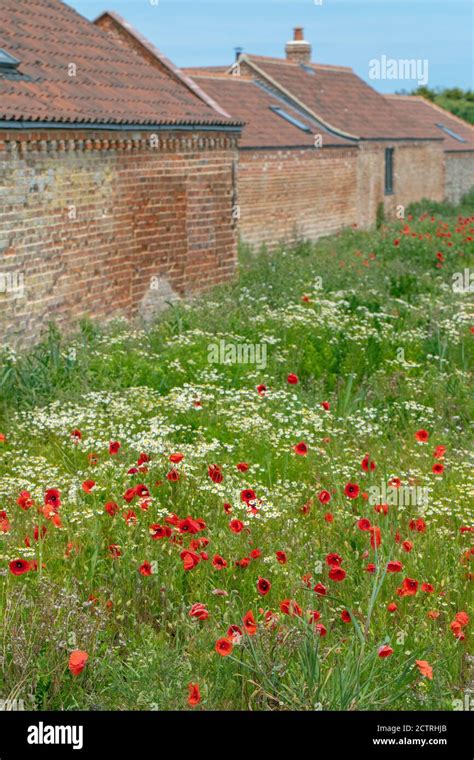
[0,198,473,711]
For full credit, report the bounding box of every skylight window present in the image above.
[270,106,311,132]
[435,123,466,143]
[0,49,20,70]
[300,63,315,75]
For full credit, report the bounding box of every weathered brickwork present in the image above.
[356,141,445,227]
[0,129,238,346]
[237,147,359,248]
[445,153,474,205]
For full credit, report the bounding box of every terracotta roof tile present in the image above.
[385,95,474,152]
[0,0,240,127]
[242,56,442,140]
[190,73,354,148]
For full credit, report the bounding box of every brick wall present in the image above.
[0,129,238,346]
[237,146,359,247]
[445,152,474,205]
[357,141,445,227]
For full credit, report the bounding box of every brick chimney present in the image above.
[285,27,312,64]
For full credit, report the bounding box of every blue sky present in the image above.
[70,0,473,92]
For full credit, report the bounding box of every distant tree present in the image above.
[410,86,474,124]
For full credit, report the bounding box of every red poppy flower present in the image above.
[361,454,376,472]
[187,683,201,706]
[409,518,426,533]
[455,611,469,627]
[167,469,180,482]
[208,464,223,483]
[123,509,137,526]
[387,561,403,573]
[365,563,376,574]
[215,637,233,656]
[257,577,271,595]
[243,610,257,635]
[320,401,330,411]
[108,544,121,558]
[138,561,153,576]
[397,577,418,597]
[293,441,308,456]
[421,582,434,593]
[227,624,243,641]
[318,490,331,504]
[240,488,256,503]
[229,519,245,534]
[9,558,31,576]
[82,480,95,493]
[44,488,61,510]
[341,610,351,623]
[287,373,299,385]
[387,602,398,613]
[280,599,302,616]
[358,518,371,531]
[388,477,401,488]
[315,623,327,637]
[137,452,150,466]
[236,462,249,472]
[68,650,89,676]
[256,384,267,396]
[149,523,171,540]
[212,554,227,570]
[378,645,393,658]
[344,483,360,499]
[105,501,118,517]
[109,441,121,455]
[370,526,381,548]
[415,660,433,680]
[180,550,201,571]
[250,548,262,559]
[432,463,444,475]
[415,429,429,442]
[402,540,413,552]
[0,512,10,533]
[17,491,34,510]
[309,609,321,622]
[169,453,184,464]
[313,582,327,595]
[189,603,209,621]
[450,621,465,640]
[179,517,202,534]
[70,429,82,441]
[276,551,287,564]
[326,553,342,566]
[329,566,346,582]
[433,445,446,459]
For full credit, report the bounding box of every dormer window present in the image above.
[0,49,20,71]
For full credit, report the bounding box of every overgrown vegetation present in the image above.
[0,196,472,711]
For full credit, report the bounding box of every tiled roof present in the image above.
[0,0,240,127]
[239,55,443,141]
[190,74,354,148]
[385,95,474,152]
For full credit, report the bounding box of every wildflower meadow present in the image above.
[0,198,472,713]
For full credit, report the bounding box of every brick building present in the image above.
[1,8,473,346]
[0,0,242,346]
[187,28,474,248]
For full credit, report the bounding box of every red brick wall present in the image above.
[0,129,238,346]
[356,141,445,227]
[237,146,359,247]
